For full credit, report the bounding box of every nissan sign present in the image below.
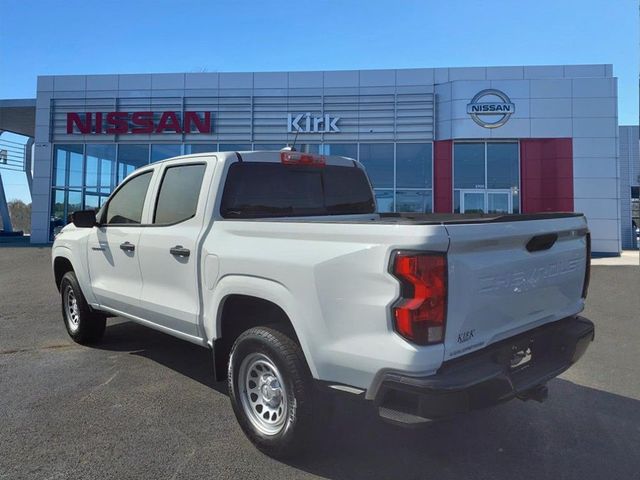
[66,111,212,134]
[287,113,340,133]
[466,89,515,128]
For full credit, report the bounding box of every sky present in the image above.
[0,0,638,202]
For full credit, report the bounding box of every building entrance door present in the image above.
[460,189,513,214]
[487,190,512,214]
[460,190,485,213]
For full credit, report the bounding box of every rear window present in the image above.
[220,162,375,218]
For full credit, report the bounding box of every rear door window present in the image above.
[153,164,206,224]
[220,162,375,218]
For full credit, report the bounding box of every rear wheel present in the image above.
[228,326,314,458]
[60,271,106,344]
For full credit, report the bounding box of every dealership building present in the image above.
[0,64,626,254]
[619,125,640,249]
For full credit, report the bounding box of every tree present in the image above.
[7,200,31,234]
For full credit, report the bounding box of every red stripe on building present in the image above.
[433,140,453,213]
[520,138,574,213]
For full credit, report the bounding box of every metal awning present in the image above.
[0,99,36,137]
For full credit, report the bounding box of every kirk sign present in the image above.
[287,113,340,133]
[66,111,212,134]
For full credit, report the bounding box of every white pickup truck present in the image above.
[52,150,594,457]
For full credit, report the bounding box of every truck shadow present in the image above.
[96,320,640,480]
[289,384,640,479]
[95,319,226,394]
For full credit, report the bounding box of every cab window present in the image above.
[220,162,375,218]
[153,164,206,224]
[103,171,153,225]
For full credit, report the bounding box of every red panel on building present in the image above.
[520,138,574,213]
[433,140,453,213]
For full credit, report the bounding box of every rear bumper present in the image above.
[374,315,594,424]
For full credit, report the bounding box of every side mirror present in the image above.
[71,210,98,228]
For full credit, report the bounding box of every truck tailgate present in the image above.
[443,215,589,360]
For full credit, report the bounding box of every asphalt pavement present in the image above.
[1,246,639,479]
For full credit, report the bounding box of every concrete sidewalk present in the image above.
[592,250,640,266]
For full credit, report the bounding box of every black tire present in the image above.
[60,271,106,344]
[228,326,314,458]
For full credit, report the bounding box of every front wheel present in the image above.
[60,271,106,344]
[227,326,315,458]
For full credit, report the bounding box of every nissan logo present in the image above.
[466,89,515,129]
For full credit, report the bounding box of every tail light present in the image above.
[390,252,447,345]
[280,151,325,167]
[582,232,591,299]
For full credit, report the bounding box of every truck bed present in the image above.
[217,210,589,364]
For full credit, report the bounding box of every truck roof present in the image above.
[148,150,362,169]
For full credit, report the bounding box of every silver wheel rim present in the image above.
[238,352,288,436]
[64,285,80,332]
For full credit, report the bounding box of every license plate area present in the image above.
[493,337,536,372]
[509,346,533,371]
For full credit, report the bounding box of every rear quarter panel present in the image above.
[201,220,450,390]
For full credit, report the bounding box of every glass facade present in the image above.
[117,144,149,182]
[219,143,252,152]
[49,141,434,238]
[54,144,83,188]
[52,145,91,237]
[321,144,358,158]
[151,144,182,162]
[395,143,433,213]
[453,141,519,214]
[359,143,433,213]
[85,144,115,202]
[359,143,394,189]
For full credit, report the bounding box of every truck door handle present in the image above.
[119,241,135,252]
[170,245,190,258]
